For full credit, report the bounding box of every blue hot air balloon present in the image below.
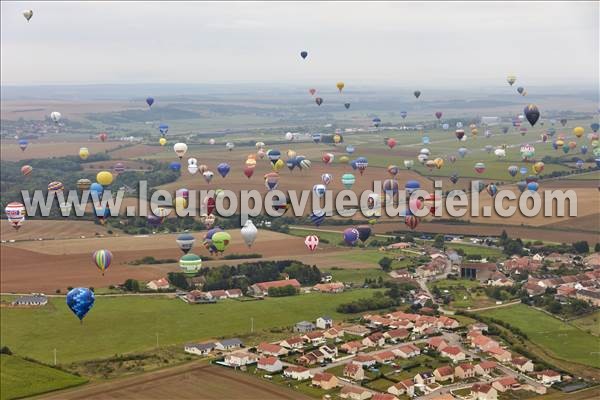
[591,122,599,133]
[18,139,28,151]
[581,145,588,155]
[286,158,296,171]
[312,133,322,143]
[310,209,326,226]
[575,159,584,169]
[458,148,468,158]
[146,97,154,107]
[313,184,326,198]
[400,111,407,119]
[169,162,181,172]
[517,181,527,193]
[422,136,430,145]
[372,117,381,128]
[66,287,95,321]
[346,145,355,154]
[89,182,104,199]
[405,180,420,194]
[343,227,360,246]
[159,123,169,135]
[300,51,308,59]
[527,182,539,192]
[508,165,518,177]
[267,149,281,165]
[217,163,231,178]
[519,167,528,176]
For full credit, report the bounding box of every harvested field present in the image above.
[38,363,309,400]
[1,220,109,241]
[0,140,123,161]
[1,100,139,121]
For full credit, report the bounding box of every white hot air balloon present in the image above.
[188,164,198,174]
[174,143,188,159]
[50,111,61,123]
[285,132,294,141]
[203,170,214,183]
[23,9,33,22]
[226,142,235,151]
[209,138,216,145]
[494,148,506,158]
[240,220,258,247]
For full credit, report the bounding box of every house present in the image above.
[492,377,520,392]
[394,343,421,359]
[433,365,455,382]
[384,328,410,343]
[323,327,344,339]
[146,278,170,290]
[427,336,448,350]
[297,350,327,366]
[319,345,338,359]
[363,332,385,347]
[471,335,499,352]
[294,321,316,333]
[280,337,304,350]
[575,289,600,307]
[341,340,365,354]
[414,371,435,385]
[303,331,326,346]
[388,379,415,397]
[224,350,258,367]
[471,322,489,332]
[185,290,209,303]
[316,316,333,329]
[374,350,396,364]
[340,386,372,400]
[455,363,476,379]
[184,342,215,356]
[313,282,345,293]
[344,362,365,381]
[206,289,228,300]
[471,383,498,400]
[440,346,466,362]
[437,316,460,329]
[284,365,311,380]
[215,338,243,351]
[11,294,48,306]
[257,356,283,373]
[511,357,534,372]
[487,347,511,362]
[372,394,399,400]
[475,360,497,376]
[249,278,301,296]
[461,263,497,282]
[353,354,377,367]
[256,342,288,357]
[311,372,339,390]
[225,288,243,298]
[536,370,561,385]
[343,324,372,337]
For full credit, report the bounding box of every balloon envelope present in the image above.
[66,288,95,321]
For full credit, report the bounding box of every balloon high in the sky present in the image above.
[336,82,345,93]
[524,104,540,126]
[50,111,61,123]
[174,143,188,159]
[18,139,28,151]
[300,51,308,59]
[413,90,421,99]
[315,97,323,106]
[507,75,516,86]
[146,97,154,107]
[23,9,33,22]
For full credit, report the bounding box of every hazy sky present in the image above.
[1,1,598,87]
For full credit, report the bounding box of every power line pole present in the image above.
[156,333,159,349]
[53,348,57,366]
[250,317,254,333]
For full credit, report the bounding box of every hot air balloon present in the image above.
[322,152,334,165]
[343,228,360,246]
[305,235,319,251]
[517,87,525,95]
[5,202,26,230]
[405,215,419,230]
[387,165,399,177]
[474,162,486,174]
[174,143,188,159]
[50,111,61,123]
[176,234,196,254]
[77,147,89,160]
[520,144,535,160]
[96,171,113,186]
[591,123,599,133]
[575,159,584,169]
[387,138,397,149]
[485,145,493,154]
[212,231,231,253]
[23,9,33,21]
[533,162,545,175]
[241,220,258,247]
[581,145,588,155]
[48,181,64,192]
[113,162,125,175]
[486,184,498,197]
[517,181,527,193]
[179,253,202,276]
[300,51,308,59]
[92,249,112,276]
[573,126,584,138]
[527,182,539,192]
[383,179,399,197]
[159,123,169,135]
[159,137,167,146]
[341,173,355,189]
[313,184,327,198]
[243,165,255,179]
[99,132,108,142]
[66,288,95,322]
[400,111,408,119]
[507,75,516,86]
[146,97,154,107]
[508,165,518,177]
[309,88,316,96]
[315,97,323,106]
[310,209,326,227]
[264,172,280,191]
[405,180,420,195]
[18,139,28,151]
[455,129,465,140]
[560,118,567,127]
[344,103,351,109]
[435,111,443,120]
[356,225,372,243]
[21,165,32,176]
[355,157,368,175]
[372,117,381,128]
[413,90,421,99]
[450,173,459,184]
[320,173,333,186]
[225,142,235,151]
[336,82,345,93]
[217,163,231,178]
[494,148,506,158]
[524,104,540,126]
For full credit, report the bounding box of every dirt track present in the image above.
[37,363,310,400]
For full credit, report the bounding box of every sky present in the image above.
[1,1,598,88]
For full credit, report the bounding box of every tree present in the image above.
[123,279,140,292]
[572,241,589,254]
[595,243,600,252]
[499,230,509,246]
[433,234,445,249]
[378,257,393,272]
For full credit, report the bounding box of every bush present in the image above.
[0,346,12,355]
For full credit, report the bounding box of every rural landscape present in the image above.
[1,2,599,400]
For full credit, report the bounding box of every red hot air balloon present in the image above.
[243,165,254,179]
[455,129,465,140]
[405,215,419,230]
[309,88,316,96]
[387,138,397,149]
[305,235,319,251]
[435,112,443,120]
[99,132,108,142]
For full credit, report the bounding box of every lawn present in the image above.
[479,304,600,368]
[445,243,503,259]
[323,268,389,284]
[570,311,600,337]
[1,290,377,364]
[0,355,87,400]
[429,279,495,309]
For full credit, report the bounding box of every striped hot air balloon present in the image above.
[92,249,113,276]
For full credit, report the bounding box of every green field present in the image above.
[324,268,389,284]
[445,243,503,259]
[570,311,600,336]
[0,355,87,400]
[429,279,494,309]
[479,304,600,368]
[1,290,377,364]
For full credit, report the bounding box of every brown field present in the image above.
[109,144,166,159]
[38,363,309,400]
[0,228,360,293]
[82,160,153,171]
[0,140,124,161]
[1,100,140,121]
[1,220,109,241]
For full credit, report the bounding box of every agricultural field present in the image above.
[479,304,600,368]
[1,289,378,364]
[323,267,389,284]
[429,279,497,309]
[570,311,600,337]
[0,354,87,400]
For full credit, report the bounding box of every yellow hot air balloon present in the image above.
[339,155,349,164]
[174,197,187,211]
[247,154,256,160]
[533,161,545,175]
[471,128,478,137]
[79,147,89,160]
[333,134,342,144]
[556,139,565,147]
[573,126,584,138]
[434,157,444,169]
[245,158,257,167]
[287,149,297,158]
[96,171,113,186]
[159,137,167,146]
[272,159,285,172]
[336,82,345,92]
